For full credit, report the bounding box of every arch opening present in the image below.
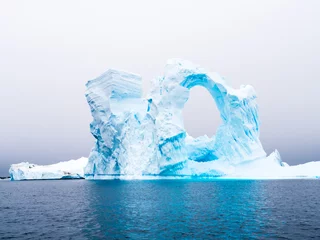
[182,86,221,138]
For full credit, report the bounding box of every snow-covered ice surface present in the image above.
[222,150,320,179]
[83,59,320,179]
[9,157,88,180]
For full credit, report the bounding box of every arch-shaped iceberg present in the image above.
[84,59,279,179]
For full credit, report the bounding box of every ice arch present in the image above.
[148,59,266,165]
[84,59,268,178]
[182,86,221,138]
[180,73,227,120]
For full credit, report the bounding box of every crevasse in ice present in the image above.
[84,59,277,179]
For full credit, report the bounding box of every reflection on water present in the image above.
[1,180,320,239]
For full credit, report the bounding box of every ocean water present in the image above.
[0,180,319,239]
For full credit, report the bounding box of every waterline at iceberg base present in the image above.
[9,59,320,180]
[9,154,320,180]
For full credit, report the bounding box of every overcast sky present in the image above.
[1,0,319,175]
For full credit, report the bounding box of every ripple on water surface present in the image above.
[0,179,320,239]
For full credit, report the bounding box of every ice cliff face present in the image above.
[84,59,276,179]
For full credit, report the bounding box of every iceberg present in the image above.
[84,59,280,179]
[9,59,319,180]
[9,157,88,180]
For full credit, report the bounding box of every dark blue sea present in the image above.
[0,180,320,239]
